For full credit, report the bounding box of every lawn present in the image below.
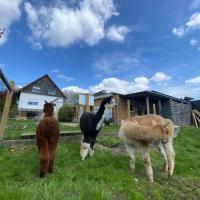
[0,127,200,199]
[3,119,119,140]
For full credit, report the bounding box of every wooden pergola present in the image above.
[0,69,14,140]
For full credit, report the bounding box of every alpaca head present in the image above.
[102,96,115,109]
[161,122,170,135]
[153,122,170,141]
[43,101,55,115]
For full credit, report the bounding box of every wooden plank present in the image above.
[127,99,130,118]
[0,81,14,140]
[192,111,198,128]
[153,103,156,114]
[158,100,161,115]
[194,109,200,118]
[0,69,12,91]
[146,96,150,114]
[85,94,90,112]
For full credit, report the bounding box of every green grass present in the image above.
[97,133,121,147]
[3,119,119,140]
[0,127,200,199]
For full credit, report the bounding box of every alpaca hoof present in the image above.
[39,172,45,178]
[48,170,53,173]
[149,176,154,183]
[89,149,94,157]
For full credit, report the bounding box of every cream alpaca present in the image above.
[119,114,175,182]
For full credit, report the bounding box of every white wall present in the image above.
[18,92,64,112]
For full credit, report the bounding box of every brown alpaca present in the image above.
[36,101,60,178]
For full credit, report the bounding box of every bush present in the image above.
[58,104,74,122]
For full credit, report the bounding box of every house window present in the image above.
[28,101,39,106]
[32,85,41,93]
[48,88,56,95]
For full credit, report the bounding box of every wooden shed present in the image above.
[125,91,191,126]
[94,90,191,126]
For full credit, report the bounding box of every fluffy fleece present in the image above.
[36,101,60,178]
[80,96,115,160]
[119,114,175,182]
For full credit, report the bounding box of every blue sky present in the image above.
[1,0,200,99]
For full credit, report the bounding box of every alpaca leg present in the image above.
[142,147,153,182]
[157,141,168,173]
[38,142,49,178]
[89,145,95,157]
[80,142,90,160]
[89,137,96,157]
[163,139,175,176]
[125,144,136,173]
[48,142,58,173]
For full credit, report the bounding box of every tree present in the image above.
[58,104,74,122]
[62,90,78,105]
[183,96,194,102]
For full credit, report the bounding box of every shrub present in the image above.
[58,104,74,122]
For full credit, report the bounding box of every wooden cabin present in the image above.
[94,90,191,126]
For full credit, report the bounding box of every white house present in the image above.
[15,74,66,118]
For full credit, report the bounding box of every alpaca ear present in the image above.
[161,122,170,134]
[44,100,48,103]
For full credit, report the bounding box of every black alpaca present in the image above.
[80,96,115,160]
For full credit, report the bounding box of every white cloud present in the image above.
[172,26,185,37]
[89,76,150,94]
[160,85,200,99]
[151,72,171,82]
[63,75,200,99]
[190,38,198,46]
[172,12,200,37]
[191,0,200,10]
[57,74,74,82]
[186,13,200,29]
[0,0,22,46]
[185,75,200,84]
[106,25,130,42]
[62,86,89,94]
[24,0,129,48]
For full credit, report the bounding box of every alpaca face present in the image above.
[43,101,54,114]
[160,122,170,135]
[105,98,115,109]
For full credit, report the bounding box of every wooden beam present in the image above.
[127,99,130,118]
[158,100,161,115]
[146,96,150,114]
[0,69,12,91]
[153,104,156,114]
[85,94,90,112]
[192,111,198,128]
[0,81,14,140]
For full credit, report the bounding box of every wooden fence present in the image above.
[0,69,14,140]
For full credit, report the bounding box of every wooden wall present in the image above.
[94,94,128,125]
[169,100,191,126]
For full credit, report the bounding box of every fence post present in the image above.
[0,81,14,140]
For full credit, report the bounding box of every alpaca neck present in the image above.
[95,106,108,130]
[44,111,54,118]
